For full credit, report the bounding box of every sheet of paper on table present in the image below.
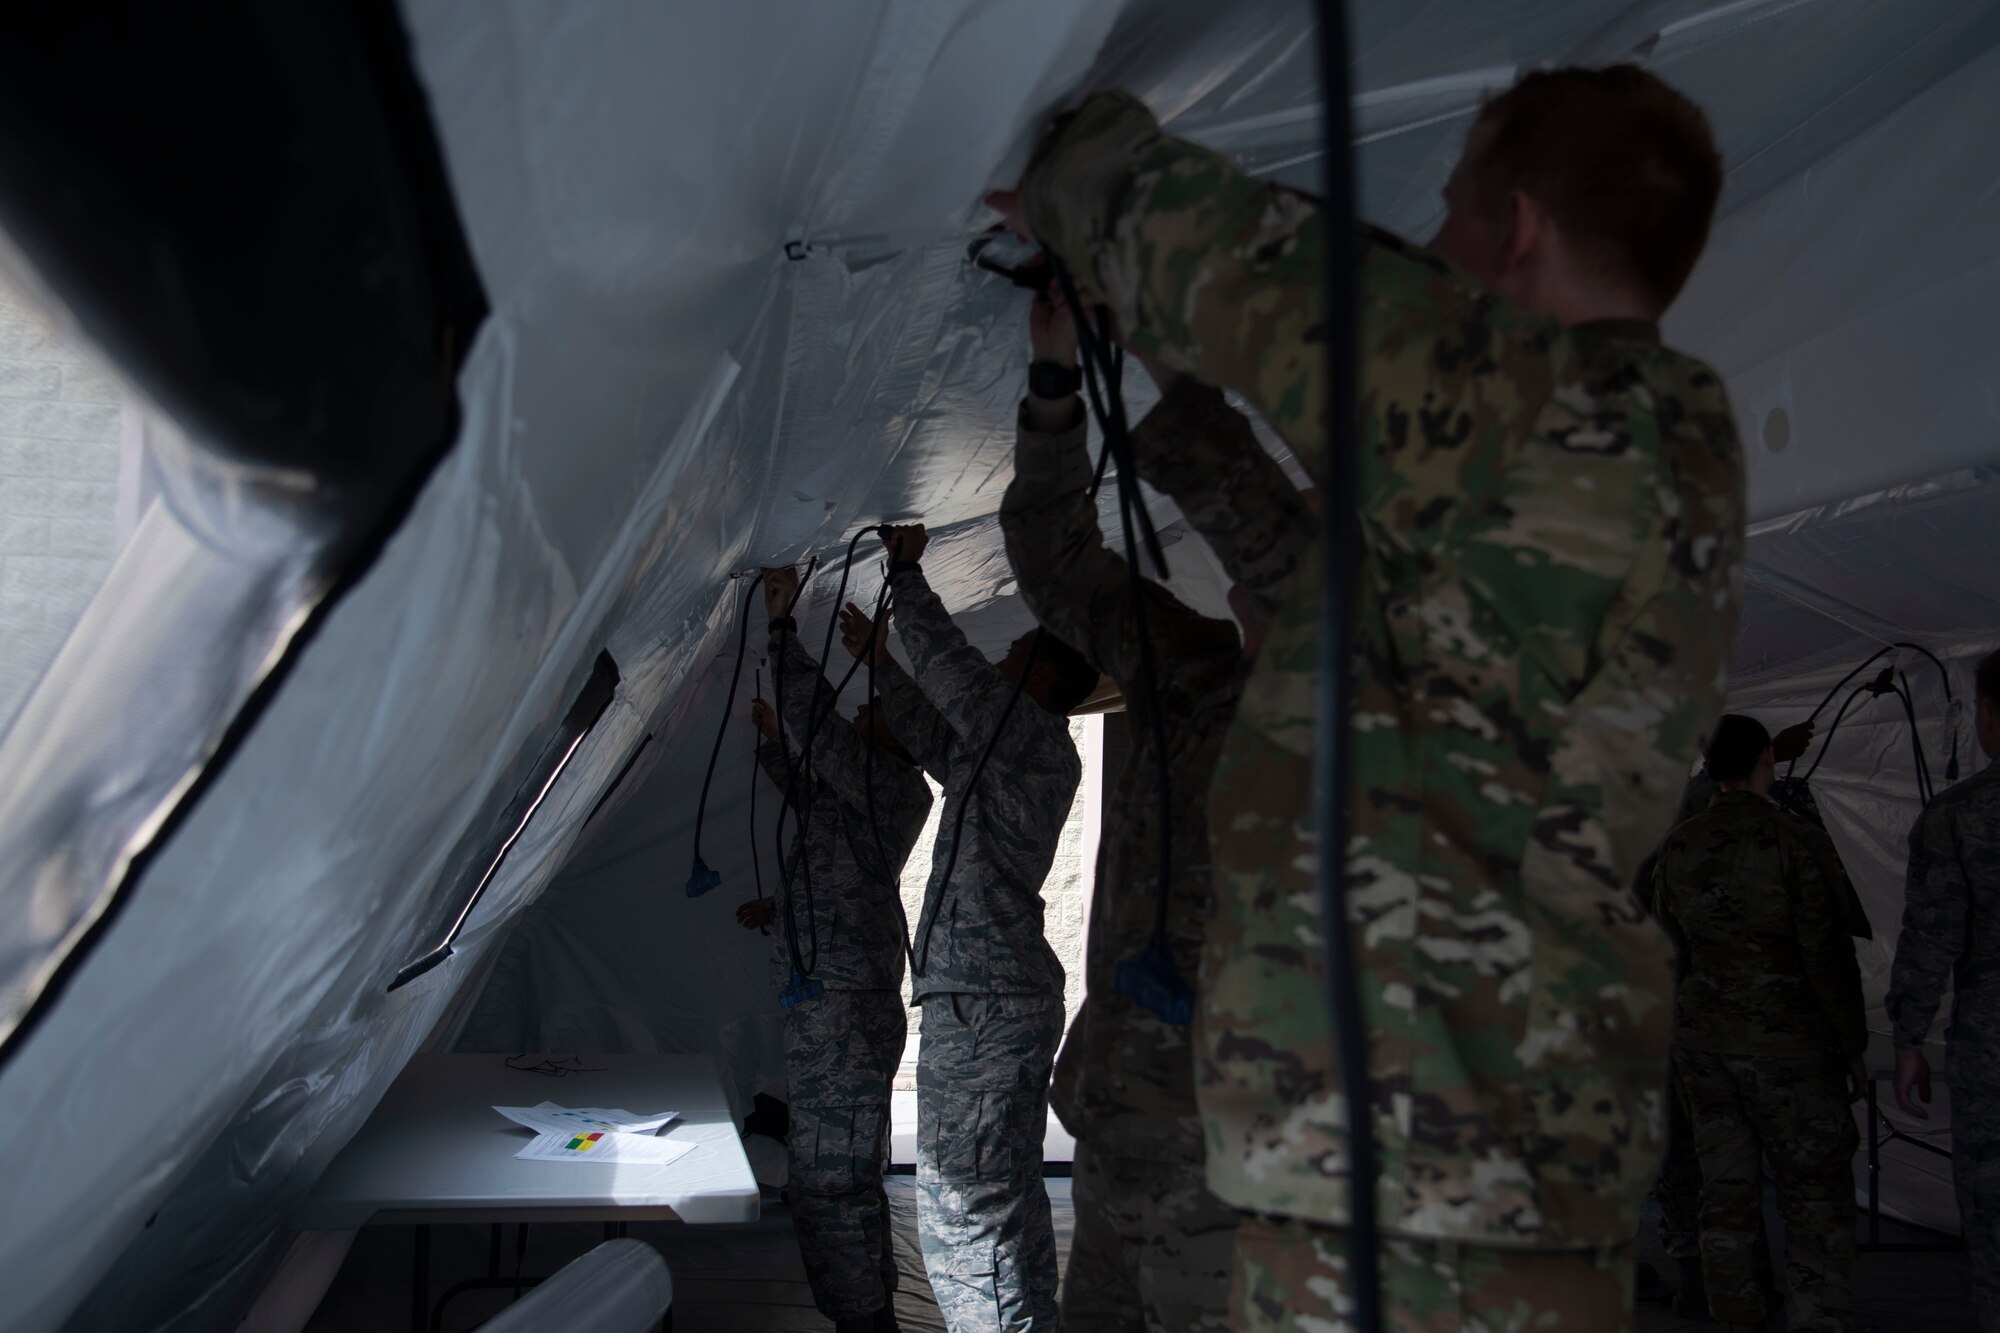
[514,1130,699,1166]
[493,1101,678,1137]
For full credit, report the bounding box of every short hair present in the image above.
[1464,65,1723,310]
[1978,649,2000,709]
[1035,632,1100,715]
[1704,713,1771,783]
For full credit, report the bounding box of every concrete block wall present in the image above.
[0,280,126,727]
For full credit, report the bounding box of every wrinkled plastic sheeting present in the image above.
[0,432,324,1040]
[1668,17,2000,521]
[5,2,2000,1330]
[459,0,2000,1206]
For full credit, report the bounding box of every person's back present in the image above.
[1889,649,2000,1332]
[1653,714,1864,1333]
[1657,791,1866,1058]
[1893,761,2000,1066]
[1010,61,1746,1330]
[997,284,1315,1331]
[851,530,1094,1333]
[743,570,934,1333]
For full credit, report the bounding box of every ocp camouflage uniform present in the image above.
[1888,759,2000,1331]
[757,625,932,1324]
[875,565,1081,1332]
[999,379,1311,1331]
[1653,790,1866,1333]
[1640,771,1869,1274]
[1022,92,1746,1330]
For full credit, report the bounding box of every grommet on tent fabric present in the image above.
[1114,936,1193,1026]
[685,856,722,898]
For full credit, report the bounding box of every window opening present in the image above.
[389,650,619,990]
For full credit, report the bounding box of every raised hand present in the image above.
[1772,720,1816,764]
[984,189,1030,241]
[761,565,800,622]
[735,897,775,931]
[840,601,893,666]
[882,523,928,565]
[749,697,779,740]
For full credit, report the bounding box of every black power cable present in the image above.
[1044,258,1186,1023]
[913,627,1044,977]
[769,531,885,1001]
[1785,642,1957,789]
[1782,646,1957,817]
[1800,681,1880,787]
[750,664,766,913]
[1895,672,1935,805]
[685,572,765,897]
[1312,1,1381,1328]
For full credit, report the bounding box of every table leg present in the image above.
[411,1225,431,1333]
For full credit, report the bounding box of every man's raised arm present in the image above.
[840,600,952,786]
[998,288,1144,684]
[1126,374,1312,629]
[1012,92,1330,463]
[881,526,1018,742]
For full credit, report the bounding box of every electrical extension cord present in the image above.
[1311,1,1383,1328]
[686,572,765,897]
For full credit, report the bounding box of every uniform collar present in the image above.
[1574,317,1661,344]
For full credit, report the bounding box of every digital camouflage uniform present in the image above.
[874,566,1080,1332]
[999,379,1311,1332]
[1888,759,2000,1331]
[756,624,933,1324]
[1022,92,1747,1328]
[1639,771,1868,1276]
[1653,790,1867,1333]
[1639,774,1718,1269]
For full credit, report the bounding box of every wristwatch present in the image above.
[1029,359,1083,401]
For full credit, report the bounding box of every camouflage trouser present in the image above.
[1654,1050,1703,1261]
[1057,1138,1236,1332]
[786,987,908,1321]
[1951,1066,2000,1332]
[1677,1048,1857,1332]
[1231,1217,1634,1331]
[915,991,1064,1332]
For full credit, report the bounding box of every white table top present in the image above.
[295,1053,760,1229]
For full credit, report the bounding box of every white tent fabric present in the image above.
[0,2,1996,1329]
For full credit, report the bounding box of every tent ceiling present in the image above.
[0,2,1994,1329]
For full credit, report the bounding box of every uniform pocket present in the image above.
[791,1103,888,1194]
[926,1239,1000,1324]
[975,1090,1036,1182]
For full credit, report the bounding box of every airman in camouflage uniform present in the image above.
[1888,648,2000,1332]
[1637,721,1828,1318]
[840,534,1095,1332]
[1007,67,1746,1330]
[997,287,1314,1330]
[742,569,933,1333]
[1653,714,1867,1333]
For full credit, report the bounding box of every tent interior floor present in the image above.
[301,1177,1969,1331]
